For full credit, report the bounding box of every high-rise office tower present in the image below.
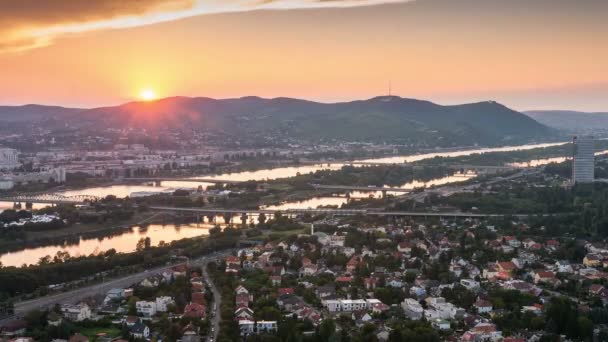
[572,135,595,183]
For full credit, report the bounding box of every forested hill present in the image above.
[0,96,555,146]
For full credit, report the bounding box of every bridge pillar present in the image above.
[25,202,33,209]
[13,202,21,209]
[382,190,387,199]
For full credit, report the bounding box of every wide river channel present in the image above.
[0,141,579,266]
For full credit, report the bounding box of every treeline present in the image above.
[441,182,608,238]
[544,158,608,179]
[276,164,450,189]
[0,209,32,223]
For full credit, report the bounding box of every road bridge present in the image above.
[122,177,244,185]
[149,205,529,219]
[310,184,411,196]
[438,164,520,171]
[0,193,99,206]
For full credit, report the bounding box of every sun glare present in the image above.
[139,88,157,101]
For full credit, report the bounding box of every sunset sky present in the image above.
[0,0,606,111]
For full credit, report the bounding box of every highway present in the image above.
[149,206,508,218]
[8,249,234,323]
[310,184,411,193]
[12,263,179,317]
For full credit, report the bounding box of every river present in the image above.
[0,223,214,267]
[54,141,567,198]
[0,141,572,267]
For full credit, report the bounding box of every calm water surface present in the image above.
[0,142,571,266]
[0,223,212,267]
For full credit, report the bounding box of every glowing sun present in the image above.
[139,88,157,101]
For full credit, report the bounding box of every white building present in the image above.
[0,148,19,170]
[401,298,424,320]
[432,319,451,330]
[155,296,174,312]
[256,321,278,333]
[0,177,14,190]
[572,135,595,183]
[460,279,481,291]
[329,234,346,247]
[322,299,379,312]
[323,299,341,312]
[425,297,465,320]
[60,303,91,322]
[239,320,255,336]
[136,301,157,317]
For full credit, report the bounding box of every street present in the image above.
[12,263,179,317]
[200,255,222,342]
[5,248,234,335]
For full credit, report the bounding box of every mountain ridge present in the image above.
[0,96,555,146]
[525,110,608,133]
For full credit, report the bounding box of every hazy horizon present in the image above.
[2,93,608,114]
[1,0,607,111]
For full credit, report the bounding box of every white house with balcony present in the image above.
[60,303,91,322]
[256,321,278,333]
[136,301,157,317]
[155,296,174,312]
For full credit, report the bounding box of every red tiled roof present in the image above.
[336,276,353,282]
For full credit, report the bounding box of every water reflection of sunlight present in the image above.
[0,223,211,267]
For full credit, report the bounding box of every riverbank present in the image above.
[0,140,583,266]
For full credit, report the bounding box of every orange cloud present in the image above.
[0,0,409,53]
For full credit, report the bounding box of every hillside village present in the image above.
[3,217,606,341]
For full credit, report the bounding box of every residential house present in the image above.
[183,303,206,319]
[401,298,424,320]
[432,319,451,331]
[460,279,480,291]
[346,256,360,273]
[239,320,255,336]
[171,264,188,278]
[555,260,573,273]
[155,296,174,312]
[534,271,561,287]
[135,301,157,317]
[584,254,602,267]
[61,303,91,322]
[473,299,493,314]
[130,322,150,339]
[235,306,254,321]
[352,311,373,326]
[257,321,278,333]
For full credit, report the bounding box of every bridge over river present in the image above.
[148,205,535,219]
[0,193,99,206]
[121,177,244,185]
